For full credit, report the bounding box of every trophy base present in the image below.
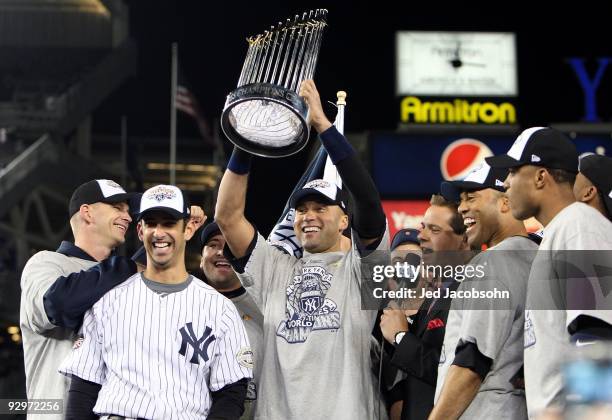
[221,83,310,158]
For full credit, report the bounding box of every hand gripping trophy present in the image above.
[221,9,328,157]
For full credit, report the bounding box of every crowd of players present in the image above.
[17,80,612,419]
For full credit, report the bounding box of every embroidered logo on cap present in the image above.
[531,154,541,162]
[495,179,505,187]
[147,186,177,203]
[304,179,331,189]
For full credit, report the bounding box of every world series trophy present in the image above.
[221,9,328,157]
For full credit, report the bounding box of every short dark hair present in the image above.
[429,194,466,235]
[547,168,576,186]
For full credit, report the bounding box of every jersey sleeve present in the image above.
[225,232,295,310]
[20,252,70,333]
[208,300,253,392]
[58,307,107,384]
[451,255,515,361]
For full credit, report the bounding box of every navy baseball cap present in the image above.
[69,179,134,217]
[486,127,578,173]
[391,228,420,251]
[579,154,612,218]
[290,179,349,213]
[200,221,221,250]
[440,162,508,202]
[137,185,190,220]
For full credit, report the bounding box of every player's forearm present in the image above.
[319,126,386,240]
[428,365,481,420]
[65,376,100,420]
[43,257,137,330]
[215,147,255,258]
[208,378,248,420]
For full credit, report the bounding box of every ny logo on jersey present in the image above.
[178,323,216,365]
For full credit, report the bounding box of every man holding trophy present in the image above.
[215,77,389,419]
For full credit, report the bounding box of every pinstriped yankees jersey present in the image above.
[59,274,252,420]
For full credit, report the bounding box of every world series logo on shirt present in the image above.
[276,264,341,343]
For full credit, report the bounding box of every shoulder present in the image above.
[492,236,539,251]
[93,273,141,308]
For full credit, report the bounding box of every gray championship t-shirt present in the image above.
[236,229,389,420]
[524,203,612,418]
[20,250,97,419]
[436,236,537,419]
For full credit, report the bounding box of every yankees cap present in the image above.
[69,179,134,217]
[138,184,190,220]
[200,221,221,250]
[486,127,578,173]
[290,179,349,213]
[391,228,420,251]
[440,162,508,202]
[579,153,612,219]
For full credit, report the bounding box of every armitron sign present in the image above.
[401,96,516,124]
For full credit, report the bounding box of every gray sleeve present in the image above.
[452,255,515,360]
[237,233,296,310]
[20,252,65,333]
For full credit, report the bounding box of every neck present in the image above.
[488,219,527,247]
[144,261,189,284]
[536,188,576,227]
[74,236,112,262]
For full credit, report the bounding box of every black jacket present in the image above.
[391,280,460,420]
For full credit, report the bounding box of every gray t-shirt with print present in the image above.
[436,236,537,419]
[235,229,389,420]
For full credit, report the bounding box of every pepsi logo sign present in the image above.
[440,138,493,180]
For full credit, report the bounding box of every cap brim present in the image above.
[440,181,487,202]
[101,192,137,205]
[290,188,337,209]
[137,206,185,221]
[485,155,525,169]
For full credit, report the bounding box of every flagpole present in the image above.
[170,42,178,185]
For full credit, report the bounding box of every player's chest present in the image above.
[100,292,220,369]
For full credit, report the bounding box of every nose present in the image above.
[417,227,428,243]
[153,224,165,238]
[123,210,132,223]
[458,200,468,215]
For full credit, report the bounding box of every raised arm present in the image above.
[215,147,256,258]
[299,80,386,246]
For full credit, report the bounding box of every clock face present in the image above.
[396,31,518,97]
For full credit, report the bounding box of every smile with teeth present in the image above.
[153,242,170,248]
[464,217,476,230]
[214,261,231,267]
[303,226,321,233]
[114,224,127,232]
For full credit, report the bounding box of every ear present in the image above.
[136,221,144,241]
[183,218,196,241]
[79,204,94,224]
[498,195,511,214]
[339,213,349,232]
[534,168,547,189]
[581,185,598,202]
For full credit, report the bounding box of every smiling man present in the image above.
[486,127,612,418]
[215,79,389,419]
[59,185,252,420]
[20,179,136,419]
[430,162,537,419]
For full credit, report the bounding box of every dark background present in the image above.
[89,2,612,233]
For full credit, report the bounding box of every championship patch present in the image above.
[524,310,536,348]
[236,347,254,369]
[72,336,84,349]
[146,185,177,203]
